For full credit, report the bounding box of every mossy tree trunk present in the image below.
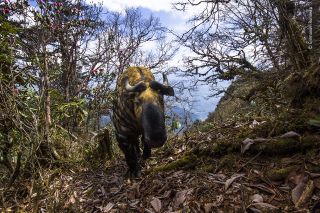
[275,0,311,71]
[312,0,320,60]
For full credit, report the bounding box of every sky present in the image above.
[89,0,227,120]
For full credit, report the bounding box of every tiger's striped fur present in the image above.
[112,66,172,178]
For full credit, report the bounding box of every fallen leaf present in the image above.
[292,176,308,204]
[249,202,278,211]
[251,194,263,203]
[247,184,276,194]
[203,203,213,213]
[208,173,227,180]
[160,190,172,198]
[314,178,320,189]
[292,177,315,208]
[174,190,188,207]
[279,131,301,139]
[69,195,76,204]
[129,200,139,208]
[150,197,162,212]
[309,173,320,178]
[225,174,245,190]
[109,187,119,194]
[253,138,270,142]
[100,186,106,196]
[174,189,192,207]
[241,138,270,153]
[241,138,255,154]
[171,170,184,177]
[117,203,127,210]
[102,203,114,212]
[216,194,224,202]
[288,169,306,185]
[246,207,262,213]
[249,120,264,128]
[145,209,155,213]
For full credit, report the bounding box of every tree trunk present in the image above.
[275,0,311,71]
[42,43,51,143]
[312,0,320,61]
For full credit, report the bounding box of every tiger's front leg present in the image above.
[116,135,141,178]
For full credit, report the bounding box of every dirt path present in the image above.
[43,151,320,213]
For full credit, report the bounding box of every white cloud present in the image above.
[87,0,204,21]
[88,0,176,13]
[85,0,224,120]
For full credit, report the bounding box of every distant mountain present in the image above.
[167,106,199,122]
[166,106,199,132]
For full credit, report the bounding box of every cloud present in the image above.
[86,0,203,22]
[85,0,224,120]
[87,0,176,13]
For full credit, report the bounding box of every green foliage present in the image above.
[82,127,120,168]
[265,166,299,181]
[151,153,197,173]
[308,118,320,127]
[52,96,88,126]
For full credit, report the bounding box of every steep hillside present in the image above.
[3,96,320,212]
[207,78,255,123]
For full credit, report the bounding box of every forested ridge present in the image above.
[1,0,320,212]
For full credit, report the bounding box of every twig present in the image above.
[237,151,262,173]
[8,152,22,186]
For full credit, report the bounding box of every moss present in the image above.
[195,152,237,173]
[265,166,299,181]
[259,138,300,155]
[218,154,237,171]
[208,142,240,156]
[307,164,320,173]
[235,128,254,140]
[301,135,320,144]
[243,138,301,156]
[193,122,216,133]
[300,135,320,152]
[245,135,319,156]
[151,153,197,173]
[191,133,319,163]
[198,164,215,173]
[250,121,274,138]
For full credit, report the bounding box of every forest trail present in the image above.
[38,129,320,213]
[2,0,320,212]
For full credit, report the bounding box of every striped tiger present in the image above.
[112,66,174,178]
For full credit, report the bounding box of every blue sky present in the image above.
[15,0,226,120]
[88,0,227,120]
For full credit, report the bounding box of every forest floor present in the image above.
[2,118,320,212]
[38,151,320,213]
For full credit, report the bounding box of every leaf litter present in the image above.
[2,122,320,212]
